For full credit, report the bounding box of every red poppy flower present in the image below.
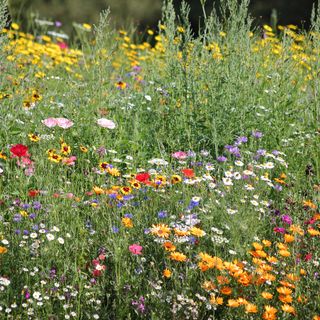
[28,190,39,197]
[181,168,195,178]
[10,144,29,158]
[136,173,150,183]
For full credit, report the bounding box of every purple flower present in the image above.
[256,149,267,156]
[158,211,167,219]
[252,131,263,138]
[112,226,119,233]
[33,201,42,210]
[13,214,22,222]
[235,136,248,145]
[29,213,36,219]
[21,203,30,209]
[272,150,280,156]
[274,184,282,191]
[55,21,62,27]
[217,156,227,162]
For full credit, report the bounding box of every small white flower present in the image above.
[235,160,244,167]
[30,233,38,239]
[222,177,233,186]
[33,291,41,300]
[224,171,233,178]
[250,200,259,206]
[233,172,241,180]
[46,233,55,241]
[144,95,152,101]
[1,239,9,245]
[57,237,65,244]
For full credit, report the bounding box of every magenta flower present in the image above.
[281,215,292,225]
[273,227,286,233]
[129,244,143,255]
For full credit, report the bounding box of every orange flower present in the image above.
[308,228,320,236]
[227,299,239,307]
[210,294,223,305]
[262,239,272,247]
[263,306,278,320]
[281,304,296,314]
[279,295,293,303]
[162,241,176,252]
[236,297,248,305]
[202,281,216,291]
[169,252,187,262]
[189,227,206,237]
[289,224,304,235]
[278,250,291,257]
[245,303,258,313]
[238,273,252,286]
[303,200,317,209]
[266,256,278,264]
[0,246,8,254]
[284,234,295,243]
[198,253,224,271]
[313,316,320,320]
[252,242,263,250]
[280,280,296,288]
[216,276,230,285]
[261,292,273,300]
[122,217,133,228]
[151,224,171,238]
[300,268,306,276]
[163,269,172,278]
[277,287,292,295]
[220,286,232,295]
[174,228,190,237]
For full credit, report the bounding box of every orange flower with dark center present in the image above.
[162,241,176,252]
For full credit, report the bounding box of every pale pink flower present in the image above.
[42,118,58,128]
[42,117,73,129]
[56,118,74,129]
[172,151,187,160]
[97,118,116,129]
[62,156,77,166]
[129,244,143,255]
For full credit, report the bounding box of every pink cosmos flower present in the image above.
[129,244,143,255]
[97,118,116,129]
[62,156,77,166]
[42,118,58,128]
[56,118,74,129]
[172,151,187,160]
[42,117,73,129]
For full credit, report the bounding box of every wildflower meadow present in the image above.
[0,0,319,319]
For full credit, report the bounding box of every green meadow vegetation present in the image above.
[0,0,319,319]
